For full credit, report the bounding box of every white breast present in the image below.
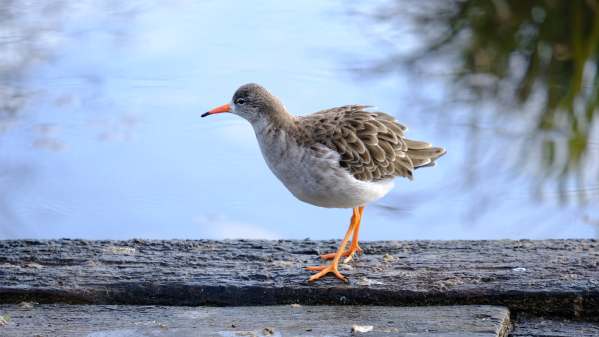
[253,126,394,209]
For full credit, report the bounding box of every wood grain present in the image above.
[0,304,510,337]
[510,313,599,337]
[0,239,597,319]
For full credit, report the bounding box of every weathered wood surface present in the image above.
[510,314,599,337]
[0,304,510,337]
[0,239,597,319]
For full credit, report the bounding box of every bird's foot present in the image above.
[305,263,348,283]
[343,243,363,263]
[319,244,363,262]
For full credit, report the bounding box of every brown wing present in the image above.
[297,105,445,182]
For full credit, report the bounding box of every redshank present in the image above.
[202,83,445,283]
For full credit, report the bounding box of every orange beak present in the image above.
[201,103,230,117]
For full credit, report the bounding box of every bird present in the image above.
[202,83,445,283]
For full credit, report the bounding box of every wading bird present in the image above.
[203,83,445,282]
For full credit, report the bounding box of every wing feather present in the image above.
[297,105,445,182]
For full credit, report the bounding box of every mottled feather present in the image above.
[296,105,445,182]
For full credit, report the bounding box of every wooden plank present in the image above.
[510,314,599,337]
[0,239,597,318]
[0,304,510,337]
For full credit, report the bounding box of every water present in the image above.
[1,0,597,240]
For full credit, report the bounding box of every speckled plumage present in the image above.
[295,105,445,182]
[219,83,445,209]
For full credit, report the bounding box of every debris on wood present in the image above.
[23,262,42,269]
[0,314,9,326]
[356,277,384,286]
[351,324,373,333]
[341,264,353,270]
[17,302,36,310]
[105,246,136,254]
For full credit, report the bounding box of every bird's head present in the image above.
[202,83,287,125]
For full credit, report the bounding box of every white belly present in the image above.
[255,128,394,208]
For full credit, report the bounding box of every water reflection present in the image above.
[0,0,142,237]
[0,0,596,239]
[0,0,60,234]
[0,0,57,131]
[0,0,143,134]
[358,0,599,204]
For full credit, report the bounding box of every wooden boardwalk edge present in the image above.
[0,239,597,320]
[0,304,512,337]
[0,284,596,318]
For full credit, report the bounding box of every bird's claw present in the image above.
[305,264,348,283]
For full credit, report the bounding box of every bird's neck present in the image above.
[252,106,297,137]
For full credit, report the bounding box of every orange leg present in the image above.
[305,207,361,283]
[344,206,364,263]
[320,206,365,263]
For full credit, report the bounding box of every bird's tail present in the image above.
[405,139,446,169]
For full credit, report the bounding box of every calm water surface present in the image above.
[1,0,597,239]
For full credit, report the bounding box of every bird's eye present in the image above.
[235,98,246,105]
